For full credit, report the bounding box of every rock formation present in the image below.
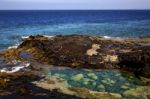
[0,35,150,77]
[0,35,150,99]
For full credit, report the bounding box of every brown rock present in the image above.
[1,35,150,77]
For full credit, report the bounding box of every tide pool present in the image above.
[47,67,150,95]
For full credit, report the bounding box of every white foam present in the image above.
[103,36,112,39]
[8,35,54,50]
[22,35,54,39]
[0,63,30,73]
[7,43,20,49]
[103,36,121,39]
[43,35,54,39]
[8,45,18,49]
[21,36,29,39]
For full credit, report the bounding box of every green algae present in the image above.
[71,74,84,81]
[87,73,98,80]
[47,67,150,98]
[98,84,105,92]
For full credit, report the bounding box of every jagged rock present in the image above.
[0,35,150,77]
[118,46,150,77]
[0,72,84,99]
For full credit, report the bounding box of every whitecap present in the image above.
[22,35,54,39]
[103,36,112,39]
[43,35,54,39]
[7,43,20,49]
[0,63,30,73]
[21,36,29,39]
[103,36,121,39]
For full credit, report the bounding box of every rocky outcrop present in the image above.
[0,72,84,99]
[0,35,150,77]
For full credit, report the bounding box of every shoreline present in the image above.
[0,34,150,77]
[0,34,150,99]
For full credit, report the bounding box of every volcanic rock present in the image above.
[0,35,150,77]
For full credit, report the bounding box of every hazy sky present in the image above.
[0,0,150,10]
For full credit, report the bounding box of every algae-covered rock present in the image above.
[121,85,129,90]
[71,87,122,99]
[82,78,90,82]
[53,73,66,78]
[101,78,115,86]
[83,81,89,85]
[33,76,75,95]
[98,84,105,92]
[87,73,98,80]
[71,74,84,81]
[92,82,97,86]
[101,79,107,84]
[123,86,150,98]
[82,78,90,85]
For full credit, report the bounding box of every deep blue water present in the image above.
[0,10,150,50]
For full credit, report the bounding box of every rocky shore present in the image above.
[1,35,150,77]
[0,35,150,99]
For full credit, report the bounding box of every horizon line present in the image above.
[0,9,150,11]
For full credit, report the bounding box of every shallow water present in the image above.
[48,67,150,94]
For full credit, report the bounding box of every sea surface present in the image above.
[0,10,150,50]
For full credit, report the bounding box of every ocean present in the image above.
[0,10,150,51]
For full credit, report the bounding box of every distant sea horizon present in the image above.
[0,10,150,50]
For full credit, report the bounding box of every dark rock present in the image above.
[118,46,150,78]
[1,35,150,77]
[0,72,84,99]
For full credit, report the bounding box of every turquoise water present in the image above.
[48,67,148,94]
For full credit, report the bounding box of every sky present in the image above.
[0,0,150,10]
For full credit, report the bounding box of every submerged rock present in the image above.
[98,84,105,92]
[87,73,98,80]
[71,74,84,81]
[34,75,122,99]
[101,78,115,86]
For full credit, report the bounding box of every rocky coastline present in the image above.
[0,35,150,99]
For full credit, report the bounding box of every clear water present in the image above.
[48,67,149,94]
[0,10,150,50]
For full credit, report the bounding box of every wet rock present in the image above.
[1,35,150,77]
[33,76,75,95]
[82,78,90,85]
[121,85,129,90]
[101,78,115,86]
[123,86,150,99]
[118,46,150,78]
[0,72,84,99]
[71,74,84,81]
[87,73,98,80]
[33,76,123,99]
[70,87,122,99]
[97,84,105,92]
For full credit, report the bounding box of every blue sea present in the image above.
[0,10,150,51]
